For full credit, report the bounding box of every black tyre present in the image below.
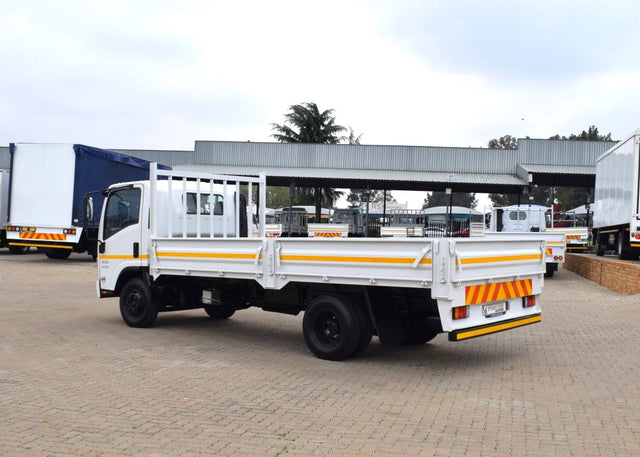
[8,245,29,254]
[350,302,373,358]
[203,304,236,319]
[594,233,605,256]
[303,295,360,361]
[399,314,439,345]
[45,249,71,260]
[617,231,633,260]
[119,278,158,328]
[544,263,556,278]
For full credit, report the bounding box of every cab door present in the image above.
[98,185,144,293]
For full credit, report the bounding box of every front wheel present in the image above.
[119,278,158,328]
[303,295,360,361]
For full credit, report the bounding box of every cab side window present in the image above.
[103,188,141,239]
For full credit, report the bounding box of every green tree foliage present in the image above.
[487,134,519,206]
[346,189,395,207]
[488,126,613,210]
[271,102,346,144]
[271,103,347,219]
[488,134,517,149]
[548,125,613,141]
[488,186,553,208]
[422,192,477,209]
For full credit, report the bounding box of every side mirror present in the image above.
[83,196,94,223]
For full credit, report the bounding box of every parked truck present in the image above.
[4,143,166,259]
[331,208,365,237]
[380,210,425,237]
[96,165,543,360]
[487,205,566,277]
[593,130,640,259]
[0,169,19,252]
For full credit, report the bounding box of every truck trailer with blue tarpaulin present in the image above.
[5,143,170,259]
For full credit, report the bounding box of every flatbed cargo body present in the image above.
[97,165,544,360]
[482,231,565,277]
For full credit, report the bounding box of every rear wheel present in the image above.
[45,249,71,260]
[8,245,29,254]
[617,231,634,260]
[303,295,360,361]
[544,263,556,278]
[119,278,158,328]
[203,304,236,319]
[594,232,605,256]
[351,302,373,357]
[399,315,439,345]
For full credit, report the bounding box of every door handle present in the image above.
[133,242,139,258]
[98,241,105,254]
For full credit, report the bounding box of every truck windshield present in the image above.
[103,188,141,239]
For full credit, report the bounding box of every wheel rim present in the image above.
[314,310,341,345]
[125,290,144,317]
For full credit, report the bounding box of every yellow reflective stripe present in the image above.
[9,242,73,250]
[631,243,640,248]
[547,241,565,246]
[459,253,542,265]
[99,254,150,260]
[156,252,256,260]
[454,315,541,340]
[280,254,431,264]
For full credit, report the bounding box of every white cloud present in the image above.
[2,0,640,154]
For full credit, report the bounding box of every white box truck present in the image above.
[593,130,640,259]
[95,165,544,360]
[0,169,20,252]
[5,143,166,259]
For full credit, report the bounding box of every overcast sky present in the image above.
[3,1,640,206]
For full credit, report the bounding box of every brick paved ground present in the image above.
[1,251,639,457]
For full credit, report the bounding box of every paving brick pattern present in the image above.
[1,252,639,456]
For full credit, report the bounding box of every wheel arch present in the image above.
[114,267,150,296]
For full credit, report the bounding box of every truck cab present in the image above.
[331,208,364,236]
[490,205,550,233]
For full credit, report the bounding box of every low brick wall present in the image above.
[564,253,640,294]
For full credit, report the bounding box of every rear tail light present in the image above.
[523,295,536,308]
[452,306,469,320]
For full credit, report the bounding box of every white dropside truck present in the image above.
[593,130,640,259]
[488,205,566,278]
[308,223,349,238]
[96,166,544,361]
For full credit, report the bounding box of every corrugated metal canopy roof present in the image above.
[519,164,595,175]
[173,164,526,193]
[517,163,596,187]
